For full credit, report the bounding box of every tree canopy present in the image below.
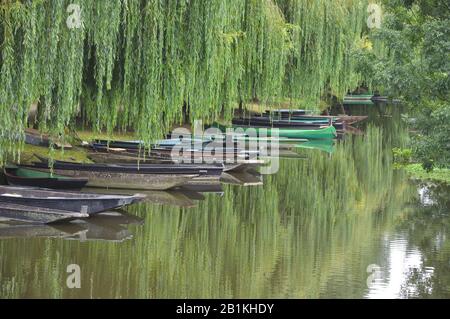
[0,0,373,161]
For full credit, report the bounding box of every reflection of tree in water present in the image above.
[398,183,450,298]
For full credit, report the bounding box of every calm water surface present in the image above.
[0,105,449,298]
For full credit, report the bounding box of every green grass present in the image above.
[76,130,136,143]
[17,144,91,164]
[403,164,450,184]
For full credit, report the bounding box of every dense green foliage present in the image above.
[354,0,450,167]
[0,0,372,161]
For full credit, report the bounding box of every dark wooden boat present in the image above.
[87,151,263,172]
[92,139,145,150]
[88,152,176,165]
[264,109,309,116]
[232,117,345,130]
[0,186,144,214]
[4,167,88,189]
[0,202,89,224]
[260,114,368,125]
[90,143,259,162]
[25,128,72,149]
[34,156,224,176]
[30,157,219,190]
[93,138,211,150]
[150,147,259,162]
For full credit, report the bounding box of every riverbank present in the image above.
[402,164,450,185]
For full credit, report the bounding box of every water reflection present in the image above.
[0,211,144,243]
[0,105,449,298]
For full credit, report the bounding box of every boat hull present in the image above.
[232,125,337,139]
[28,168,199,191]
[4,168,88,189]
[0,186,143,214]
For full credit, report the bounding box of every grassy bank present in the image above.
[403,164,450,185]
[11,130,137,165]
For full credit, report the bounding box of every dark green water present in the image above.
[0,105,449,298]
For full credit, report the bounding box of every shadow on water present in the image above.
[0,211,144,242]
[0,104,449,298]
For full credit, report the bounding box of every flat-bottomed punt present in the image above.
[4,167,88,189]
[230,125,337,140]
[25,128,72,149]
[29,158,223,190]
[87,151,263,172]
[0,186,143,214]
[232,117,345,130]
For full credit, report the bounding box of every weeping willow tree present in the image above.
[0,0,374,162]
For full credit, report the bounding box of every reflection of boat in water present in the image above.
[82,187,204,208]
[0,221,87,239]
[64,212,144,242]
[0,202,89,224]
[0,211,144,242]
[179,183,224,195]
[220,169,263,186]
[0,185,143,216]
[294,139,335,154]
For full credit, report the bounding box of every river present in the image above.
[0,104,449,298]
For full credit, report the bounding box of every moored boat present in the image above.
[25,128,72,149]
[343,94,388,105]
[4,167,88,189]
[34,156,224,176]
[264,109,310,116]
[87,151,264,172]
[260,114,368,125]
[230,125,337,139]
[232,117,345,130]
[29,158,222,190]
[0,186,143,215]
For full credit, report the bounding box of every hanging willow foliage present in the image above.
[0,0,373,162]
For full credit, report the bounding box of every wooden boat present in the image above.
[88,151,263,172]
[0,202,89,224]
[150,147,259,162]
[29,159,213,191]
[264,109,310,116]
[92,138,211,150]
[232,117,345,130]
[88,152,176,165]
[260,114,368,125]
[34,156,224,176]
[0,186,144,214]
[4,167,88,189]
[91,142,259,161]
[231,125,337,139]
[343,94,391,105]
[93,139,145,150]
[25,128,72,149]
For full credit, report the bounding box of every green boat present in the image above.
[295,139,335,154]
[201,133,307,144]
[343,94,375,105]
[231,125,337,140]
[4,166,88,189]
